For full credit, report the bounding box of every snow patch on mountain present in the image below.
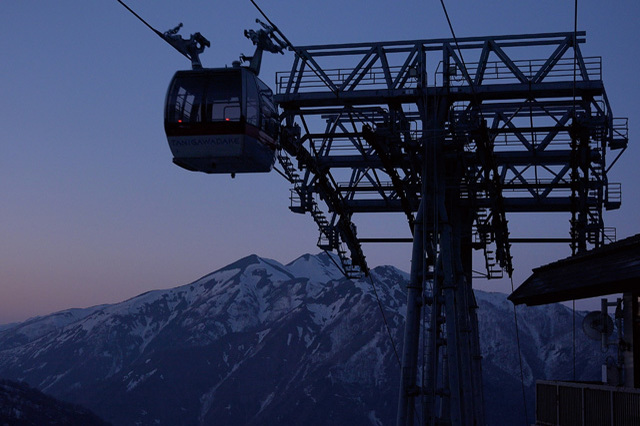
[306,298,346,327]
[0,305,109,350]
[125,368,157,392]
[286,252,346,283]
[0,252,607,426]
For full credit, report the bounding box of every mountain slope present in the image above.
[0,253,605,425]
[0,379,110,425]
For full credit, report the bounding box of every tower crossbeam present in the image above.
[272,31,627,426]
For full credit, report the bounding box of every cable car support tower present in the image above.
[272,31,627,426]
[116,2,628,424]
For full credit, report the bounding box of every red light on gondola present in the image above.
[165,67,278,174]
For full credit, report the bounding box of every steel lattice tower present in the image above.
[272,32,627,425]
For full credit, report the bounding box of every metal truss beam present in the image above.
[272,30,627,426]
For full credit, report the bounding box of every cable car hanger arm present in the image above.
[241,18,287,75]
[249,0,339,96]
[249,0,294,51]
[161,23,210,69]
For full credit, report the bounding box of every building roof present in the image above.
[509,234,640,306]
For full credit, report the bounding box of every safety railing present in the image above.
[436,56,602,87]
[536,380,640,426]
[276,65,418,94]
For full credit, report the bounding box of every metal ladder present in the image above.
[277,152,363,279]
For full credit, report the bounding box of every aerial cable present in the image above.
[115,0,186,60]
[571,0,579,383]
[438,0,513,277]
[253,0,402,379]
[438,0,473,90]
[249,0,294,54]
[271,164,291,182]
[115,0,209,68]
[249,0,340,97]
[510,275,530,425]
[322,249,347,277]
[325,247,401,367]
[115,0,164,39]
[368,274,401,366]
[572,0,579,108]
[438,4,524,425]
[441,0,527,416]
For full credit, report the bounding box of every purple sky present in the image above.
[1,0,638,323]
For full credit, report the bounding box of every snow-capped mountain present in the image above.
[0,253,605,425]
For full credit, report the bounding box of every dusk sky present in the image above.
[1,0,638,323]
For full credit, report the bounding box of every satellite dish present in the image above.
[582,311,614,341]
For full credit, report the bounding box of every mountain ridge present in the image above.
[0,253,606,425]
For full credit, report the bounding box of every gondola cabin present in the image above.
[164,66,279,174]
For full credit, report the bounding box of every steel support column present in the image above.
[272,31,624,426]
[397,200,425,426]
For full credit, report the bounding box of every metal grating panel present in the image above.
[536,381,640,426]
[584,388,611,426]
[559,386,583,426]
[613,391,640,426]
[537,383,559,425]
